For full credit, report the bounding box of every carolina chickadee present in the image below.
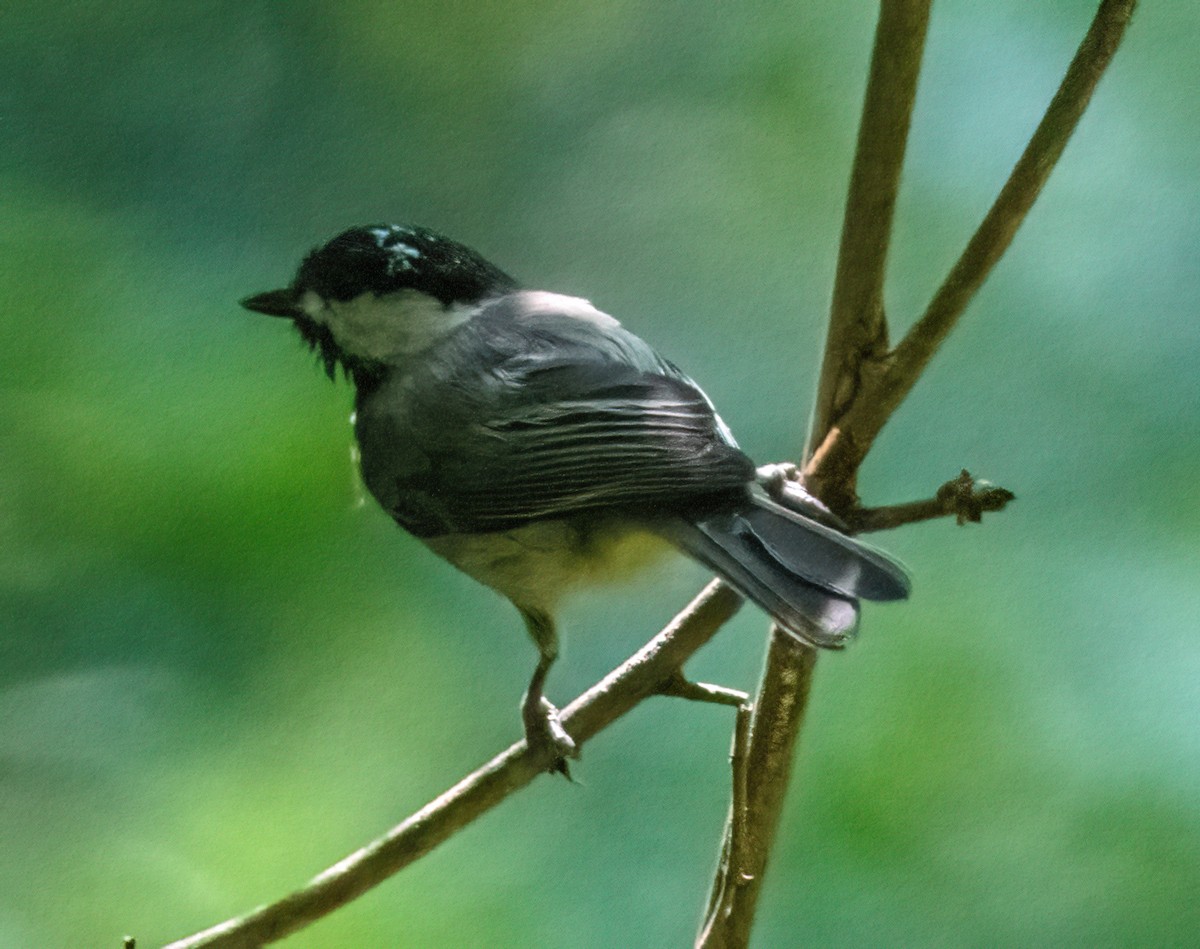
[242,224,909,772]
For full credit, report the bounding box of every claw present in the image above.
[755,462,800,498]
[522,694,579,777]
[754,463,844,527]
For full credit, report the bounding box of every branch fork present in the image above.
[154,2,1135,946]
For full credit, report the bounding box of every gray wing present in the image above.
[357,292,755,537]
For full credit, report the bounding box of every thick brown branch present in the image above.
[698,6,934,946]
[808,0,1138,485]
[846,469,1016,533]
[704,3,1135,946]
[698,5,933,948]
[807,0,932,474]
[161,581,742,949]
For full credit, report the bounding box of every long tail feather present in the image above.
[665,517,860,648]
[740,486,910,602]
[661,491,909,648]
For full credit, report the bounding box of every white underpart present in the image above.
[298,288,475,362]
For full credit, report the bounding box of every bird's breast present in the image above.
[423,517,676,612]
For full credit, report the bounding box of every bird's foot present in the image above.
[755,462,844,527]
[756,462,801,497]
[522,695,579,778]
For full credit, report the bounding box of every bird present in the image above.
[241,223,909,773]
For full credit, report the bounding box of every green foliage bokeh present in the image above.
[2,2,1197,946]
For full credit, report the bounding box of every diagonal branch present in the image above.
[156,4,1136,948]
[160,581,742,949]
[807,0,1138,490]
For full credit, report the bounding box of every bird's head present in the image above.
[241,224,518,381]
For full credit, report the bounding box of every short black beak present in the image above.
[241,288,301,317]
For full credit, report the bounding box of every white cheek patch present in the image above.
[299,290,328,322]
[319,290,475,362]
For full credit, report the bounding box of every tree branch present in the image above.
[697,5,932,946]
[806,0,933,492]
[701,2,1134,946]
[698,699,754,937]
[697,632,818,949]
[157,3,1135,946]
[807,0,1138,488]
[845,469,1016,533]
[160,581,742,949]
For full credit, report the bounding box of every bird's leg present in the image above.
[518,606,578,776]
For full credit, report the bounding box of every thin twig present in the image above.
[697,632,819,949]
[728,704,754,892]
[807,0,1139,487]
[846,469,1016,533]
[698,702,754,942]
[659,674,750,708]
[161,581,742,949]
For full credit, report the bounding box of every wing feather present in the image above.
[357,293,755,537]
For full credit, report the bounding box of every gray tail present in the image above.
[662,489,910,649]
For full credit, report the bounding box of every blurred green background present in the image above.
[2,1,1197,946]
